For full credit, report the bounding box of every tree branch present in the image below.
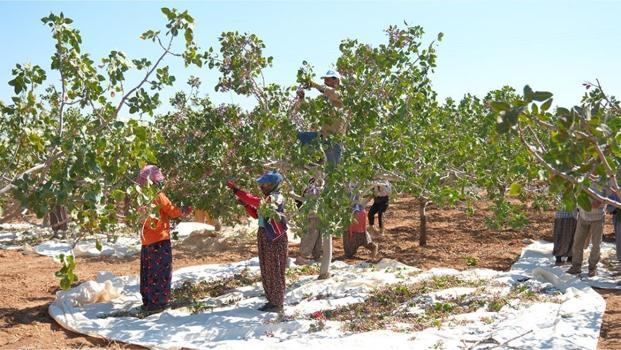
[251,78,269,113]
[593,79,621,114]
[517,127,621,208]
[586,131,620,195]
[58,64,67,138]
[1,143,21,184]
[113,35,173,119]
[525,125,548,154]
[157,36,182,57]
[0,151,62,196]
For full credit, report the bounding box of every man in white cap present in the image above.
[292,69,348,279]
[313,70,343,106]
[297,69,345,136]
[295,69,347,167]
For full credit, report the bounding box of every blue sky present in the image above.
[1,0,619,115]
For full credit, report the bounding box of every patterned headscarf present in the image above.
[137,165,165,187]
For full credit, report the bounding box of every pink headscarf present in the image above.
[137,165,165,186]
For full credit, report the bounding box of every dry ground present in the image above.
[1,197,619,349]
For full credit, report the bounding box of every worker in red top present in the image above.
[227,171,288,313]
[137,165,191,312]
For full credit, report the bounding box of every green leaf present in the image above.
[184,28,193,46]
[532,91,553,102]
[491,101,510,112]
[95,239,103,252]
[140,30,159,41]
[60,277,71,290]
[111,189,126,201]
[161,7,174,19]
[577,192,592,211]
[557,107,570,116]
[523,85,534,102]
[508,182,522,197]
[56,254,77,290]
[541,98,553,112]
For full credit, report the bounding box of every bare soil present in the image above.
[1,197,619,349]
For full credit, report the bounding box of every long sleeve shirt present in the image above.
[141,192,183,246]
[234,189,287,241]
[318,87,347,136]
[295,81,347,137]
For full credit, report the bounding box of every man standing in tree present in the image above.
[293,69,348,279]
[295,69,346,167]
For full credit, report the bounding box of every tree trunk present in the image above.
[0,203,22,224]
[215,218,222,232]
[498,184,507,197]
[48,205,68,232]
[419,199,429,247]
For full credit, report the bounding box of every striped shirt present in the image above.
[555,210,575,219]
[578,207,605,222]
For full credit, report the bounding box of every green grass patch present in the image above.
[171,268,260,304]
[321,276,486,333]
[101,268,260,318]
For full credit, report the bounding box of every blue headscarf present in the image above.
[256,171,283,186]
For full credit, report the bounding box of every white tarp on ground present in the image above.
[3,219,306,259]
[0,222,215,258]
[49,242,606,350]
[513,240,621,290]
[0,223,51,250]
[32,222,215,258]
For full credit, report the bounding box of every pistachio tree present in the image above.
[0,6,556,271]
[0,8,211,234]
[157,24,472,245]
[493,81,621,211]
[455,88,546,231]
